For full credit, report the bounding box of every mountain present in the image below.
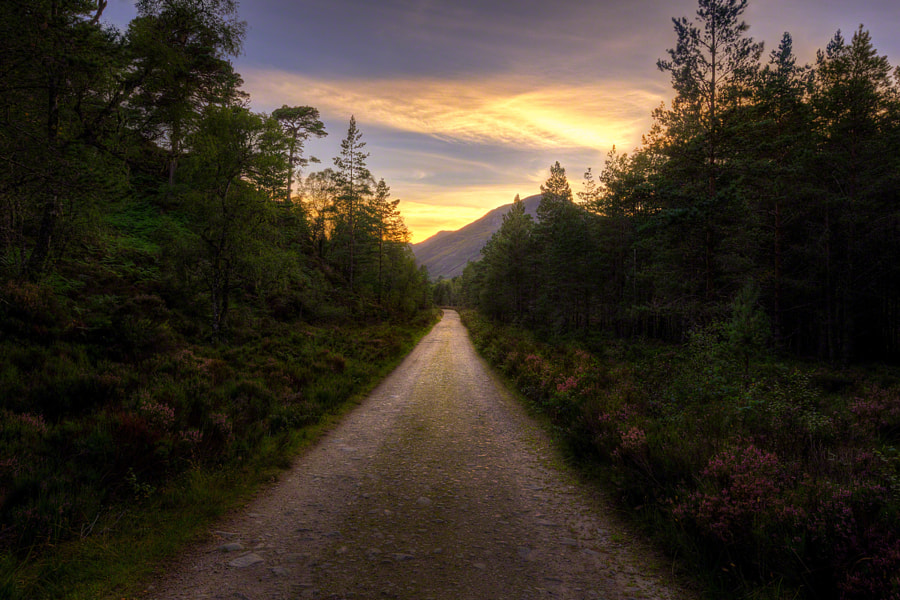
[412,194,541,280]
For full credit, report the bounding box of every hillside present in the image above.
[412,194,541,280]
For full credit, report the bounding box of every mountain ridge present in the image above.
[412,194,541,280]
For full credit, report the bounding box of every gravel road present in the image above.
[143,310,694,600]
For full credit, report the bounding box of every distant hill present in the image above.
[412,194,541,280]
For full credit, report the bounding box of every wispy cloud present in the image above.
[243,69,664,152]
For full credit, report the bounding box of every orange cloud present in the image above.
[243,69,664,151]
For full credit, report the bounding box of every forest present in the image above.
[4,0,900,598]
[452,0,900,598]
[453,14,900,365]
[0,1,433,597]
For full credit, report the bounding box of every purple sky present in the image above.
[102,0,900,242]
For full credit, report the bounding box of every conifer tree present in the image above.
[480,195,534,321]
[370,179,409,304]
[657,0,763,195]
[653,0,763,307]
[332,116,371,292]
[534,163,598,332]
[811,26,899,361]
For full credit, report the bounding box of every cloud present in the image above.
[243,69,665,153]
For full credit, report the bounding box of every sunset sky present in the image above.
[103,0,900,243]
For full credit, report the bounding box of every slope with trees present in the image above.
[0,3,433,597]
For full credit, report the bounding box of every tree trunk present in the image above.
[25,16,61,280]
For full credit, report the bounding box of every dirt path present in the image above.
[143,310,694,600]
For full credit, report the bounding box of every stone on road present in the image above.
[142,310,693,600]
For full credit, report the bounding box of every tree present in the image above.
[652,0,763,307]
[576,168,600,207]
[332,116,371,292]
[369,179,409,304]
[810,27,900,362]
[0,0,126,279]
[181,105,285,336]
[271,105,326,204]
[537,161,573,219]
[735,33,813,351]
[301,168,339,258]
[479,195,534,321]
[126,0,246,191]
[657,0,763,195]
[533,163,600,332]
[249,114,291,200]
[591,148,648,327]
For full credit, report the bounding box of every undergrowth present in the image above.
[0,199,439,599]
[462,310,900,600]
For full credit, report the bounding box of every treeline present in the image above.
[459,0,900,364]
[0,0,430,327]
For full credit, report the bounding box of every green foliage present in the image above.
[457,3,900,363]
[464,309,900,599]
[0,304,438,598]
[478,195,534,321]
[0,3,434,596]
[272,105,327,203]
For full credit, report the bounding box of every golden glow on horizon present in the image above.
[399,184,539,243]
[243,69,665,244]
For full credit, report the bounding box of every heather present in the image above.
[462,310,900,599]
[0,274,436,599]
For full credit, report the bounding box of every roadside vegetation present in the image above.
[455,1,900,598]
[463,310,900,599]
[1,289,435,599]
[0,1,434,598]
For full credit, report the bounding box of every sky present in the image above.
[102,0,900,243]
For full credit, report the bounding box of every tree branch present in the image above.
[89,0,108,25]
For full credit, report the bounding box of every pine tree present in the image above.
[653,0,763,307]
[479,195,534,321]
[657,0,763,195]
[736,33,813,350]
[811,27,899,361]
[533,163,599,332]
[332,116,371,292]
[369,178,409,304]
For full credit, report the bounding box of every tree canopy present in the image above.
[460,1,900,363]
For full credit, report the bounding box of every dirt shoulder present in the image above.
[142,310,695,600]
